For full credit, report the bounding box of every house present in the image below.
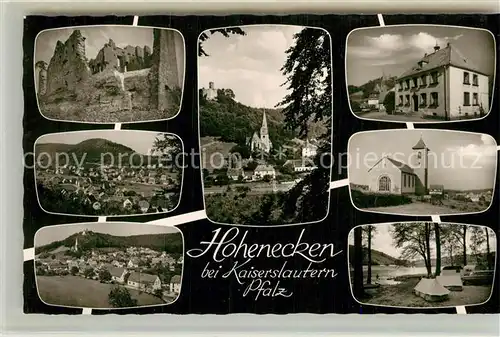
[302,139,318,158]
[127,272,162,292]
[253,165,276,180]
[169,275,182,294]
[283,159,316,173]
[127,258,140,268]
[394,42,490,120]
[429,184,444,196]
[227,168,244,181]
[123,199,133,209]
[109,267,129,284]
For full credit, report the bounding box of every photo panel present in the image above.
[34,130,184,217]
[346,25,496,123]
[348,129,497,216]
[34,25,185,123]
[198,25,333,226]
[34,222,184,309]
[348,222,496,309]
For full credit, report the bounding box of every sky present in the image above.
[36,130,177,155]
[35,26,154,64]
[35,222,180,247]
[348,223,497,260]
[346,26,495,86]
[198,25,306,108]
[348,130,497,191]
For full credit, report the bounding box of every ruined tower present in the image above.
[35,61,48,96]
[45,30,90,96]
[149,28,180,111]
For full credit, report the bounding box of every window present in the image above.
[473,93,478,106]
[430,92,438,107]
[412,176,415,188]
[379,176,391,192]
[403,174,406,188]
[405,95,410,106]
[431,71,438,84]
[398,82,403,91]
[420,93,427,106]
[463,72,470,85]
[464,92,470,106]
[412,78,418,88]
[420,75,427,86]
[473,74,478,86]
[405,79,410,90]
[399,95,403,106]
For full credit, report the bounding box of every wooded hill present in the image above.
[348,245,407,266]
[35,138,159,167]
[348,76,397,98]
[199,89,328,148]
[36,230,183,255]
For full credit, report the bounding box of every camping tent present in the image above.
[413,278,450,302]
[436,274,463,291]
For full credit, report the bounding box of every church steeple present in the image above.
[261,109,268,133]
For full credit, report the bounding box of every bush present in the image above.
[351,190,412,208]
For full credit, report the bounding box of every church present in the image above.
[247,110,272,153]
[366,135,430,196]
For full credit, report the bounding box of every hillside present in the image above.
[348,245,407,266]
[199,91,328,148]
[35,138,155,167]
[411,252,496,268]
[36,230,183,255]
[348,76,397,98]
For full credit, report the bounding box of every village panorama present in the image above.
[34,130,183,217]
[34,223,183,309]
[198,25,332,225]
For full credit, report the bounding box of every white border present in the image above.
[33,24,187,124]
[197,24,334,228]
[346,128,498,217]
[32,129,185,218]
[32,221,185,311]
[344,24,497,124]
[346,221,498,309]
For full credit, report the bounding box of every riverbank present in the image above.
[362,277,491,307]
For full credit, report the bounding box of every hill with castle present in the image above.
[35,27,183,123]
[199,81,328,149]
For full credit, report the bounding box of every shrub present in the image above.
[351,190,412,208]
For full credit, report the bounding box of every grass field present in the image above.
[361,277,492,307]
[365,200,485,215]
[36,275,166,308]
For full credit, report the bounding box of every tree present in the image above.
[108,286,138,308]
[153,133,183,173]
[199,28,246,56]
[383,91,395,114]
[434,223,442,276]
[99,269,112,283]
[352,227,365,299]
[70,266,79,276]
[391,222,433,277]
[362,225,377,284]
[83,267,95,279]
[154,288,163,298]
[274,27,332,224]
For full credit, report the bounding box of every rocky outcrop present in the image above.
[35,61,48,95]
[45,30,90,97]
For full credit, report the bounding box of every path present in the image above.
[365,201,464,215]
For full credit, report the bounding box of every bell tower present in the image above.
[260,110,271,153]
[411,134,430,195]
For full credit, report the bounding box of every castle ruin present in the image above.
[37,27,183,122]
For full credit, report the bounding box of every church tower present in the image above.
[260,110,271,153]
[410,134,430,195]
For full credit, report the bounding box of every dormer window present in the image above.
[418,60,428,68]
